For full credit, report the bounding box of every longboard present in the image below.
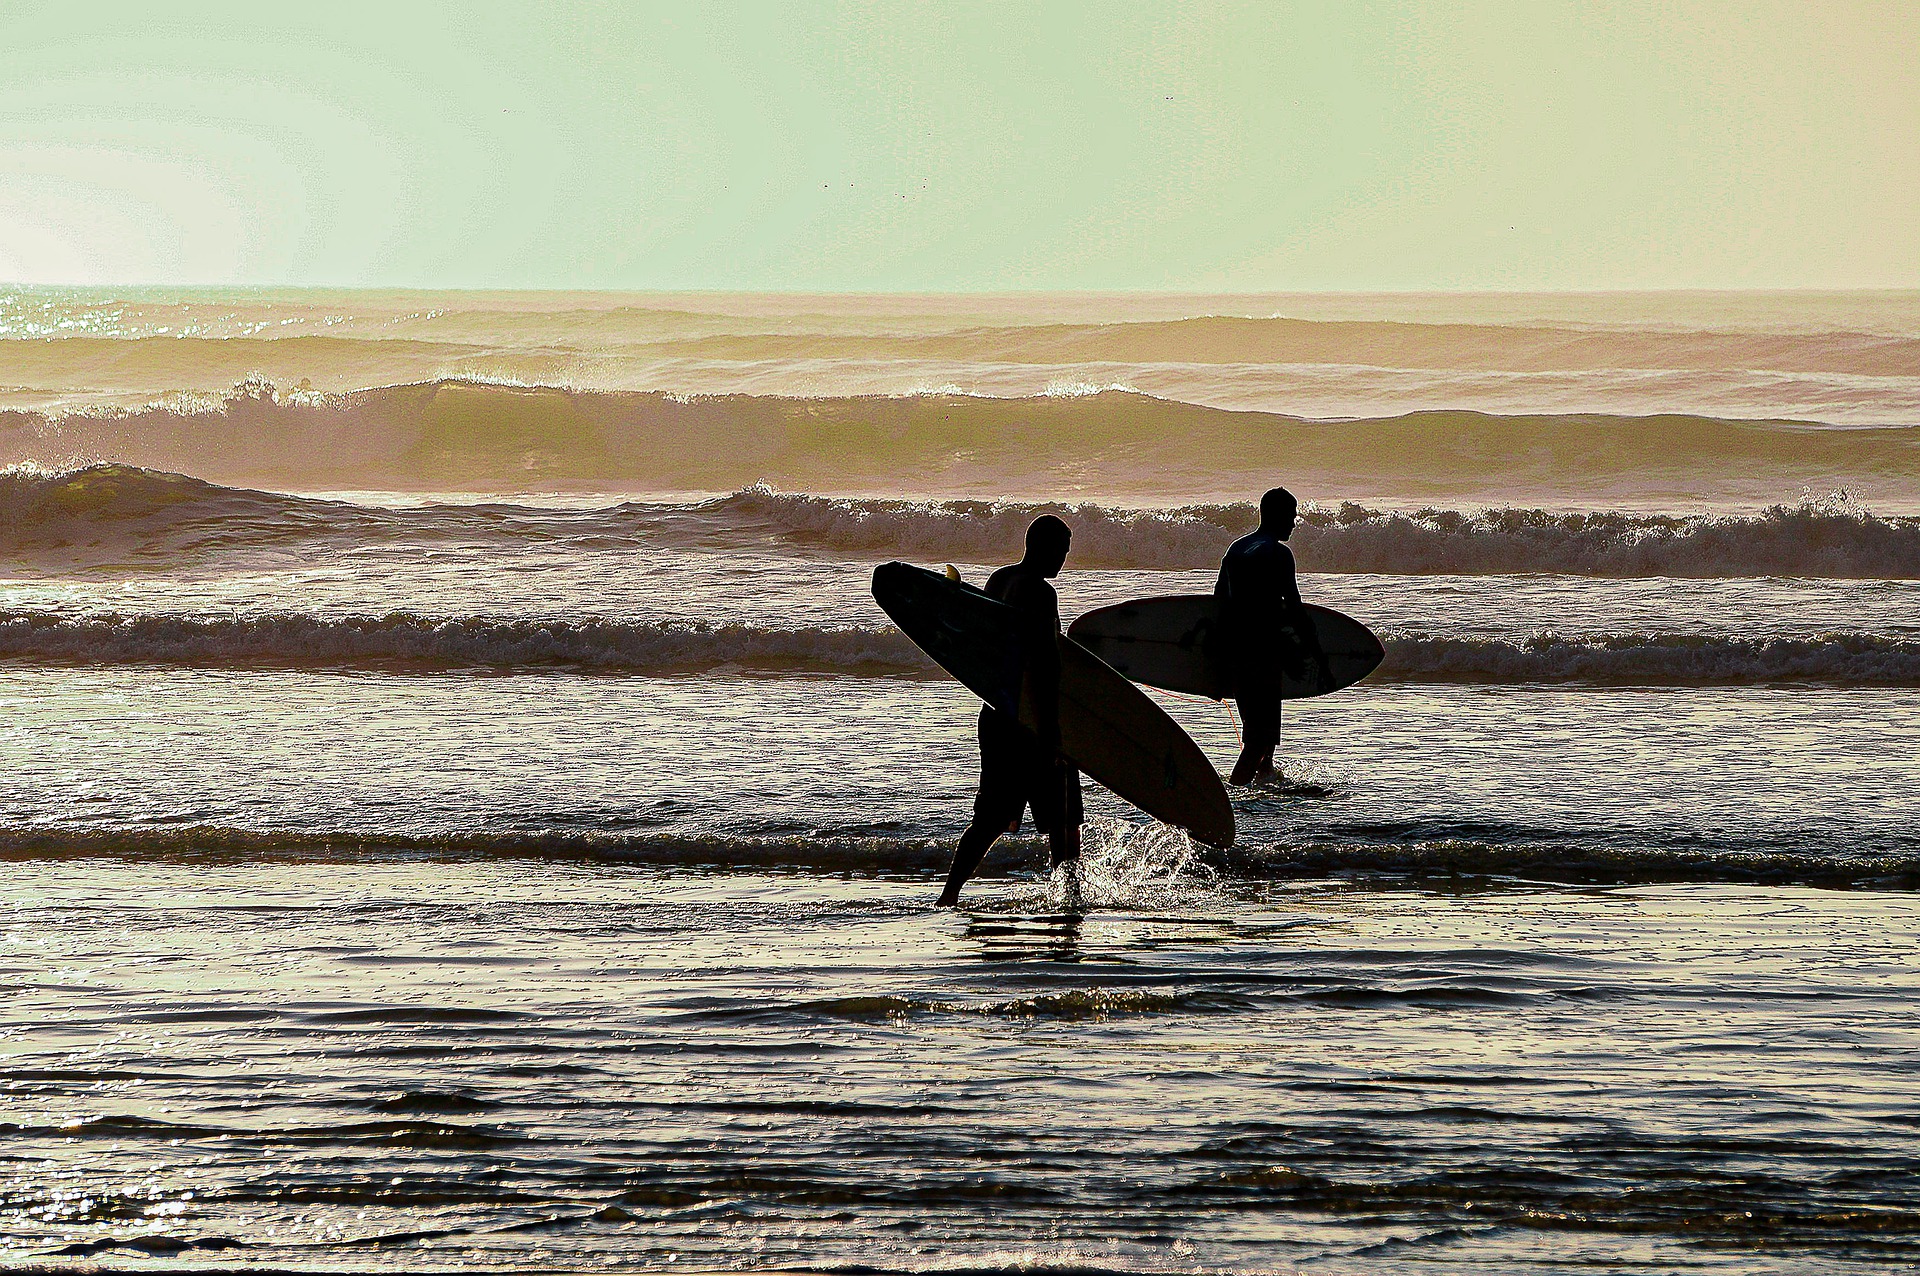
[1068,596,1383,701]
[871,562,1234,848]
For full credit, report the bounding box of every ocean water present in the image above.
[3,288,1919,1272]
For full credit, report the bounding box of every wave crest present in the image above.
[7,376,1919,505]
[1,821,1913,889]
[713,487,1920,578]
[3,609,1919,686]
[1376,630,1920,686]
[0,611,926,675]
[8,465,1917,579]
[700,485,1247,568]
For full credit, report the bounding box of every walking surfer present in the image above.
[938,515,1083,906]
[1215,487,1329,786]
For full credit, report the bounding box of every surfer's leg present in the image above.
[1050,823,1084,908]
[1232,693,1281,786]
[1042,767,1085,909]
[1045,765,1084,869]
[1229,742,1261,786]
[945,789,1020,905]
[1262,701,1282,782]
[943,711,1023,906]
[1049,825,1080,865]
[1229,695,1263,785]
[940,818,1003,906]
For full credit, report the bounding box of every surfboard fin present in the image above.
[944,564,961,582]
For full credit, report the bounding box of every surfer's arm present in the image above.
[1275,547,1332,676]
[1277,568,1311,631]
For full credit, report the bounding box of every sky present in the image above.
[0,0,1915,291]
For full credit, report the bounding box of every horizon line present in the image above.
[5,283,1920,297]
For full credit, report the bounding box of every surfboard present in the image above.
[1068,596,1383,701]
[871,562,1234,848]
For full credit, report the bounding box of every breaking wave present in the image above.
[1374,630,1920,685]
[6,377,1918,504]
[6,464,1920,578]
[708,486,1920,577]
[0,611,924,675]
[4,608,1919,686]
[1224,835,1920,890]
[2,820,1914,890]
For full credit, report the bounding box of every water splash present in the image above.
[1026,818,1221,910]
[1235,758,1351,802]
[1799,484,1867,517]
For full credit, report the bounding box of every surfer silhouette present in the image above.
[1216,487,1330,786]
[938,515,1083,906]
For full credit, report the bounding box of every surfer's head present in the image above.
[1260,487,1298,538]
[1023,515,1071,577]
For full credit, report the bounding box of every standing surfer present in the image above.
[938,515,1083,906]
[1216,487,1330,786]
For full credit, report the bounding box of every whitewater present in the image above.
[4,288,1920,1273]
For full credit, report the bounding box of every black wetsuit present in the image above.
[972,563,1083,839]
[1214,528,1310,755]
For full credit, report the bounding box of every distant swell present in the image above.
[4,609,1920,686]
[8,315,1919,376]
[7,464,1920,579]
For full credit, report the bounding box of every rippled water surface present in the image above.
[7,861,1920,1273]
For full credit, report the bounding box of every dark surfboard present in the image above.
[1068,596,1383,701]
[872,562,1234,848]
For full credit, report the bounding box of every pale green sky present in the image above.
[1,1,1914,290]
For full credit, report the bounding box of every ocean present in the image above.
[3,288,1919,1273]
